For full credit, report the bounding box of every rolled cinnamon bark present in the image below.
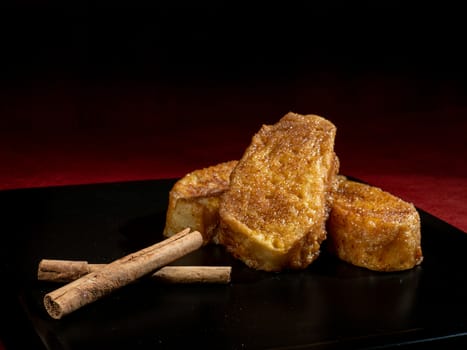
[38,260,104,282]
[152,266,231,284]
[43,228,202,319]
[38,259,231,284]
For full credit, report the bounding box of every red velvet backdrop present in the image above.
[1,74,466,232]
[1,3,466,230]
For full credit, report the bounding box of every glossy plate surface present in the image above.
[1,179,466,349]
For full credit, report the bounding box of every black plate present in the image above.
[1,179,466,350]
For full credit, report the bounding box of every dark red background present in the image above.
[1,3,466,348]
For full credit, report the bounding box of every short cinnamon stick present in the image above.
[38,259,231,284]
[43,228,202,319]
[152,266,231,284]
[38,259,104,282]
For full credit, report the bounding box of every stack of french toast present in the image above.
[163,112,423,272]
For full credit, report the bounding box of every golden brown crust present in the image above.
[171,161,238,198]
[327,176,423,272]
[218,112,339,271]
[163,161,238,243]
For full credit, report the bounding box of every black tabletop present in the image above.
[1,179,467,349]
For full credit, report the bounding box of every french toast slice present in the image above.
[163,160,238,244]
[217,112,339,271]
[326,176,423,271]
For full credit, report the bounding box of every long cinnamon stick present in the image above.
[38,259,231,284]
[43,228,202,319]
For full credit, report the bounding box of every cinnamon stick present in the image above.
[152,266,231,284]
[38,259,231,284]
[43,228,202,319]
[38,259,104,282]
